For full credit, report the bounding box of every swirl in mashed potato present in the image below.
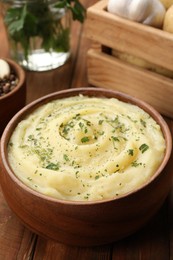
[8,95,166,201]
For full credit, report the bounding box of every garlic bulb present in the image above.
[0,59,10,79]
[107,0,151,22]
[143,0,166,27]
[107,0,166,28]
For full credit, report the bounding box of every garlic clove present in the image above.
[0,59,10,79]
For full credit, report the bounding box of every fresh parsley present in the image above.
[45,162,60,171]
[81,136,90,143]
[127,149,134,156]
[4,0,86,59]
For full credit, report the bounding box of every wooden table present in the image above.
[0,1,173,259]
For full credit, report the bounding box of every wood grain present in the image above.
[87,48,173,118]
[0,16,9,58]
[0,0,173,259]
[0,185,36,260]
[85,0,173,71]
[33,238,112,260]
[85,0,173,119]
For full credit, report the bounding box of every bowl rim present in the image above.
[0,58,25,100]
[0,87,172,205]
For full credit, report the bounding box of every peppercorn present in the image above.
[0,70,18,97]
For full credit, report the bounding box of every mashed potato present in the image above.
[8,95,166,201]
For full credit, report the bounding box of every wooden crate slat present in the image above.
[87,48,173,118]
[85,0,173,71]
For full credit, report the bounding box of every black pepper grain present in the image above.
[0,69,18,96]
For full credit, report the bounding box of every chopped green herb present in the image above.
[139,143,149,153]
[45,162,60,171]
[98,120,104,125]
[86,120,91,126]
[140,119,146,128]
[79,122,84,129]
[75,171,79,178]
[4,0,85,60]
[111,136,120,142]
[131,161,142,167]
[81,136,90,143]
[63,154,69,161]
[28,135,35,141]
[98,131,104,136]
[79,121,88,133]
[127,149,134,156]
[84,193,90,200]
[73,113,81,120]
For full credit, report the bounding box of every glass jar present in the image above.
[1,0,72,71]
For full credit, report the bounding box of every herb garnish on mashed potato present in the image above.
[8,95,166,201]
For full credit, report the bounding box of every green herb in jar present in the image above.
[3,0,86,68]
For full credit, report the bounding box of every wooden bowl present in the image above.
[0,58,26,136]
[0,88,172,246]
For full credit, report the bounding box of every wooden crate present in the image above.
[85,0,173,118]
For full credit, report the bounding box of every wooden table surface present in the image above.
[0,1,173,259]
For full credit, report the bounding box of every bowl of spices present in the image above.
[0,58,26,135]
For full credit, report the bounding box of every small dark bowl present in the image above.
[0,58,26,136]
[0,88,172,246]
